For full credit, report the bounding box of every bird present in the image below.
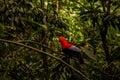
[59,36,84,64]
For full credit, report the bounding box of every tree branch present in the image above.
[16,40,62,55]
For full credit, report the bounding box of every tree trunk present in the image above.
[40,0,44,10]
[100,24,111,64]
[40,0,49,79]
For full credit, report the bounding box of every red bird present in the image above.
[59,36,84,64]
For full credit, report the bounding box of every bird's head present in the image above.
[59,36,66,43]
[58,36,74,48]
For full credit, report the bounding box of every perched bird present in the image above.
[59,36,84,64]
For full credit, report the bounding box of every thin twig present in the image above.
[2,51,16,80]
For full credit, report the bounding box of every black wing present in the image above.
[63,46,84,64]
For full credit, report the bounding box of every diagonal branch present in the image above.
[0,39,90,80]
[16,40,64,57]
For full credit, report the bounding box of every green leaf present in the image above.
[111,47,120,61]
[0,23,4,34]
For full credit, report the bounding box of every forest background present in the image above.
[0,0,120,80]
